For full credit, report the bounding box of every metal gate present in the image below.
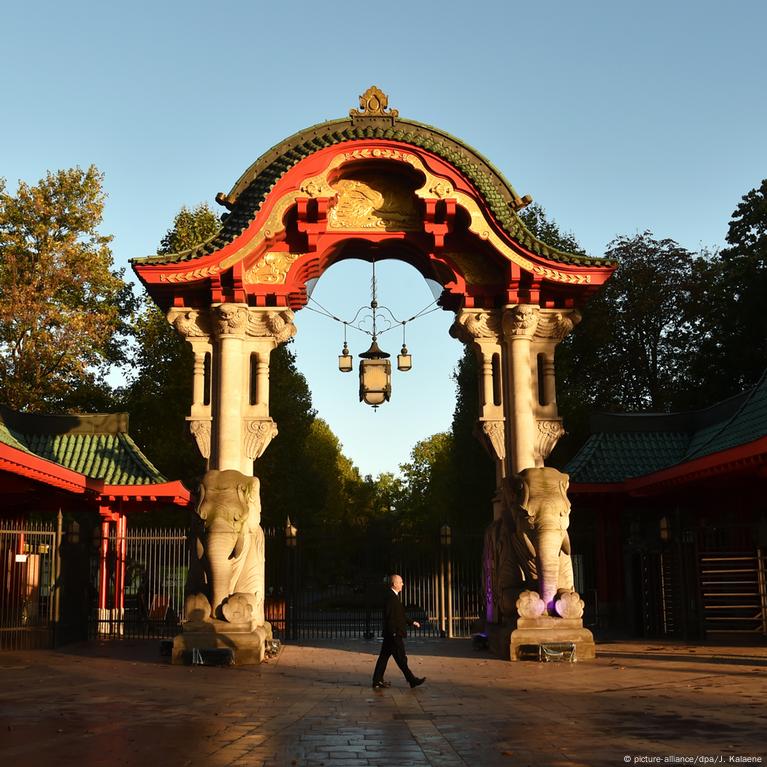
[264,527,484,641]
[0,519,60,650]
[89,527,188,640]
[636,550,680,638]
[699,550,767,637]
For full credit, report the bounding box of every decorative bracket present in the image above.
[534,418,565,466]
[243,418,279,460]
[187,418,212,460]
[477,418,506,464]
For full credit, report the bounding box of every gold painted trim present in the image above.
[245,252,302,285]
[163,144,589,286]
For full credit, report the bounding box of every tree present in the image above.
[519,202,582,255]
[157,203,220,255]
[396,432,454,534]
[120,203,220,486]
[256,343,319,528]
[688,179,767,400]
[0,167,131,410]
[551,232,709,464]
[558,233,702,411]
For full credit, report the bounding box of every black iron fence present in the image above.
[0,518,60,650]
[88,527,188,640]
[2,517,486,648]
[264,526,484,641]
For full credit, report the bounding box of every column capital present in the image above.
[449,308,502,345]
[502,304,540,340]
[533,308,582,343]
[212,303,250,339]
[245,308,297,344]
[168,307,213,339]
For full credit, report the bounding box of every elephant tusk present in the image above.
[522,532,536,558]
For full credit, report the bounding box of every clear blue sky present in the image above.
[3,1,766,477]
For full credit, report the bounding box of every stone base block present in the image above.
[172,619,272,665]
[510,620,595,662]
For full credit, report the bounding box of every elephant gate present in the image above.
[133,88,616,661]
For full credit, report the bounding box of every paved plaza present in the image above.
[1,638,765,767]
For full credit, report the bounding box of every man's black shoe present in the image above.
[409,677,426,688]
[372,681,390,689]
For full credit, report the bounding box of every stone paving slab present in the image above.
[0,638,765,767]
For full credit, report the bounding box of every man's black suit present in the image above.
[372,588,418,685]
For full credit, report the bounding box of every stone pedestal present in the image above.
[510,615,595,661]
[172,619,272,665]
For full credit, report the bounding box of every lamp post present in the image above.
[439,524,452,638]
[284,517,298,640]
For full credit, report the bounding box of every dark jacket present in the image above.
[382,589,410,637]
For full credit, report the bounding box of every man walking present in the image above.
[372,574,426,689]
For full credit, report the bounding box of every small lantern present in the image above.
[338,341,353,373]
[397,344,412,372]
[285,516,298,548]
[440,523,452,547]
[659,516,670,543]
[359,339,391,408]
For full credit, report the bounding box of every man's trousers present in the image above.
[372,634,416,684]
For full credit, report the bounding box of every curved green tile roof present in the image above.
[566,371,767,484]
[0,408,166,485]
[133,116,617,271]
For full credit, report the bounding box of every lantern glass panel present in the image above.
[359,358,391,406]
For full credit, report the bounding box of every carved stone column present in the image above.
[501,305,540,474]
[450,308,506,519]
[531,309,581,466]
[169,308,213,463]
[213,304,249,472]
[169,304,296,475]
[241,308,296,472]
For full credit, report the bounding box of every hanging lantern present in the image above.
[397,344,412,372]
[338,341,353,372]
[359,339,391,408]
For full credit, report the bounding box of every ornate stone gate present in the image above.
[132,88,617,660]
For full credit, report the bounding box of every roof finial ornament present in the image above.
[350,86,399,125]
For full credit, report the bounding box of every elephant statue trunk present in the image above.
[536,526,567,613]
[205,526,239,618]
[188,469,266,625]
[485,466,577,623]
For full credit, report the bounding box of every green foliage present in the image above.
[119,294,203,487]
[396,432,455,533]
[519,202,582,254]
[256,342,318,526]
[118,203,220,487]
[0,166,132,410]
[157,203,219,256]
[560,233,702,409]
[688,179,767,400]
[446,348,496,530]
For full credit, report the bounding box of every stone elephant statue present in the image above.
[191,469,265,624]
[484,467,575,621]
